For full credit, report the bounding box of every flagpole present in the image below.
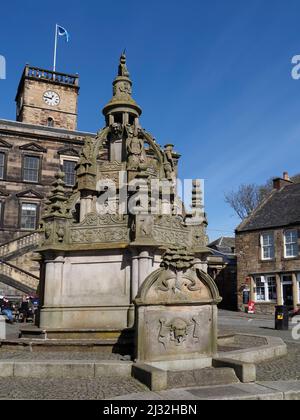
[53,24,58,72]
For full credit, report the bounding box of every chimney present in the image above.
[273,172,293,190]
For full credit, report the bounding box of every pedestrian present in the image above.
[1,298,14,323]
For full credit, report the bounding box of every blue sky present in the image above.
[1,0,300,241]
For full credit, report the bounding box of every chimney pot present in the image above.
[283,172,290,181]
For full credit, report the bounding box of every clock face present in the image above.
[43,91,60,106]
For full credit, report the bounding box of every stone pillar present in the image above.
[43,256,64,306]
[123,112,129,125]
[276,274,283,306]
[138,250,150,288]
[80,195,93,222]
[109,114,114,125]
[131,251,139,301]
[292,273,299,310]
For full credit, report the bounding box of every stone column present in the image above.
[80,195,93,222]
[138,250,150,288]
[131,251,139,301]
[292,273,299,310]
[276,274,283,306]
[109,114,114,125]
[43,256,65,306]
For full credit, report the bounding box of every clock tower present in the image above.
[15,65,79,130]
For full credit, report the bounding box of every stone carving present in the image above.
[118,51,130,77]
[163,144,175,180]
[44,172,69,218]
[126,126,146,171]
[76,137,95,176]
[70,227,128,244]
[110,123,123,142]
[79,213,126,226]
[159,317,199,349]
[56,225,65,243]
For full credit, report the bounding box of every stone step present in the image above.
[0,360,133,379]
[167,367,240,389]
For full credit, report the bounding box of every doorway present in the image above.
[281,275,294,307]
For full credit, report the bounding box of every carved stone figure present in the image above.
[126,126,146,170]
[118,51,130,77]
[110,123,123,141]
[76,137,95,176]
[163,144,175,180]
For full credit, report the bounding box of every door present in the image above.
[282,275,293,307]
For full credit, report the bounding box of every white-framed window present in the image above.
[260,232,275,260]
[0,152,5,179]
[20,203,38,230]
[62,160,76,186]
[284,230,298,258]
[255,275,277,302]
[23,155,40,183]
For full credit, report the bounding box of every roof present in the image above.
[236,182,300,233]
[208,236,236,254]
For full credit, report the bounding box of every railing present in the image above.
[0,260,39,291]
[25,65,79,86]
[0,231,41,259]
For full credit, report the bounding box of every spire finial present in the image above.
[118,50,130,77]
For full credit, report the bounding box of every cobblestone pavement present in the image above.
[0,312,299,399]
[0,377,147,400]
[219,310,300,382]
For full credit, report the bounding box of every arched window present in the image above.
[47,117,54,127]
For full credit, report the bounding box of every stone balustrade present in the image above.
[0,260,39,291]
[0,232,41,258]
[25,66,79,86]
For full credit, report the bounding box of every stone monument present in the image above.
[36,53,212,347]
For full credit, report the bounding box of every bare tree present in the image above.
[226,174,300,220]
[225,184,260,220]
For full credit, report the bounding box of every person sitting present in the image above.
[1,298,14,323]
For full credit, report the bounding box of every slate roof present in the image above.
[236,182,300,233]
[208,237,236,254]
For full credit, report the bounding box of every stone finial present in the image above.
[161,246,196,271]
[44,172,69,218]
[118,51,130,77]
[102,53,142,118]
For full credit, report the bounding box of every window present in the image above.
[255,276,277,302]
[284,230,298,258]
[47,117,54,127]
[255,277,265,301]
[63,160,76,186]
[0,152,5,179]
[20,203,38,230]
[261,233,275,260]
[23,156,40,183]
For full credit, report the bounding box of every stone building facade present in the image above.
[236,174,300,314]
[0,66,94,296]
